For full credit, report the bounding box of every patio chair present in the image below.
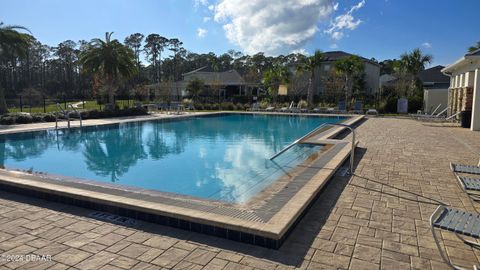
[451,163,480,175]
[366,109,378,116]
[265,106,275,112]
[421,111,461,123]
[337,101,347,114]
[430,205,480,269]
[157,102,169,112]
[455,175,480,202]
[416,107,448,120]
[311,107,327,113]
[279,101,294,112]
[352,101,363,114]
[410,104,442,118]
[291,102,307,113]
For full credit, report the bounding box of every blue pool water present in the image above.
[0,114,344,203]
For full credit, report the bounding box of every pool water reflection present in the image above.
[0,114,344,203]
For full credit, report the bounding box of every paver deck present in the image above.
[0,117,479,269]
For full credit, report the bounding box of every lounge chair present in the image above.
[366,109,378,116]
[248,103,259,111]
[410,104,442,118]
[279,102,294,112]
[416,107,448,120]
[451,162,480,175]
[311,107,327,113]
[337,101,347,114]
[351,101,363,114]
[455,175,480,202]
[265,106,275,112]
[421,111,461,123]
[430,205,480,269]
[291,102,306,113]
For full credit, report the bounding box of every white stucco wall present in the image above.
[444,57,480,131]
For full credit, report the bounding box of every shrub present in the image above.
[15,114,33,124]
[195,103,204,110]
[219,102,235,110]
[0,116,15,125]
[408,95,423,113]
[42,113,56,122]
[31,114,43,122]
[298,100,308,108]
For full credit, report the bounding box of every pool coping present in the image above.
[0,112,364,248]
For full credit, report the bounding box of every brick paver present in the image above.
[0,117,479,269]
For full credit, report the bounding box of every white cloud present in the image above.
[203,16,212,22]
[194,0,209,9]
[197,28,208,38]
[331,31,344,40]
[422,42,432,49]
[330,43,338,49]
[213,0,336,55]
[325,0,365,41]
[292,48,309,55]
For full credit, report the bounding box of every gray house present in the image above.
[181,67,250,97]
[316,51,381,96]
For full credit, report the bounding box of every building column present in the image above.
[472,68,480,131]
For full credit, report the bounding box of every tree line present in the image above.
[3,21,474,114]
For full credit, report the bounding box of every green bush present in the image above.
[0,116,15,125]
[408,95,423,113]
[42,113,56,122]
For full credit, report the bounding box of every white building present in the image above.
[442,49,480,131]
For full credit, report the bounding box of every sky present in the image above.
[1,0,479,66]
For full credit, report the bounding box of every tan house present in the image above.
[442,49,480,131]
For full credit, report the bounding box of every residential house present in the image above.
[418,65,450,114]
[316,51,381,97]
[442,49,480,131]
[146,66,257,100]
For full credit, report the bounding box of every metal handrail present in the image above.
[68,104,82,127]
[269,123,356,175]
[55,103,69,129]
[270,123,329,160]
[323,123,356,175]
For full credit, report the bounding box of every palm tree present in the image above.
[263,65,290,103]
[296,50,323,106]
[0,22,31,114]
[334,55,364,108]
[79,32,137,107]
[468,41,480,53]
[399,48,432,96]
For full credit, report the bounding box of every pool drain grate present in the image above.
[89,211,137,226]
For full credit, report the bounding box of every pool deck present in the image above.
[0,117,479,269]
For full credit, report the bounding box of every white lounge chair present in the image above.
[279,102,294,112]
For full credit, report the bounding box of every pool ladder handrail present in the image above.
[269,123,330,160]
[269,123,356,175]
[55,103,82,129]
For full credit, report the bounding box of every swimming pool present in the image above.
[0,114,345,204]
